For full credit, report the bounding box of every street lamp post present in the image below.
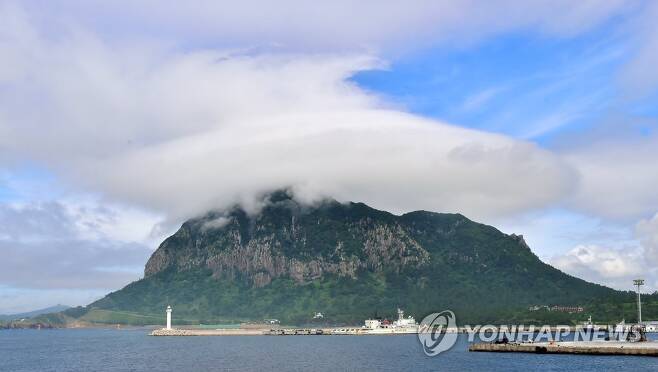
[633,279,644,325]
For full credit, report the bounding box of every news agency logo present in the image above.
[417,310,458,356]
[417,309,648,357]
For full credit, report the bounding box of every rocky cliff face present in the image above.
[145,191,431,287]
[94,190,619,323]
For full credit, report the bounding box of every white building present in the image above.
[364,319,381,329]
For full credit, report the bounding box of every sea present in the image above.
[2,329,658,371]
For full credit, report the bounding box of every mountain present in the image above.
[0,305,71,321]
[85,190,637,325]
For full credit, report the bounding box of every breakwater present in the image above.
[469,341,658,356]
[149,327,414,336]
[150,328,266,336]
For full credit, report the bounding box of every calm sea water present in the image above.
[2,329,658,371]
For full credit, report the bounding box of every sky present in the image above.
[1,0,658,313]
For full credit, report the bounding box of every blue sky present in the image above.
[1,1,658,313]
[353,25,627,143]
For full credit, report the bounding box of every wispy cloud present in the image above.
[619,1,658,99]
[460,86,506,112]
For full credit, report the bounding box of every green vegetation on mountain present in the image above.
[59,190,649,326]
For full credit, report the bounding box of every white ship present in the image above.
[331,308,419,335]
[365,308,420,334]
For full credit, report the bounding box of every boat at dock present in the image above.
[332,308,419,335]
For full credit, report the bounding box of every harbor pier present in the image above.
[150,328,334,336]
[469,341,658,356]
[150,328,269,336]
[149,326,424,336]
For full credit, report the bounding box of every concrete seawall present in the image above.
[150,329,267,336]
[149,327,417,336]
[469,341,658,356]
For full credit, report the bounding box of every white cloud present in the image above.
[553,244,642,278]
[637,212,658,263]
[12,0,631,53]
[551,244,648,290]
[548,213,658,291]
[563,136,658,220]
[0,202,153,291]
[619,1,658,98]
[201,216,232,231]
[0,6,578,223]
[61,197,165,246]
[495,209,636,261]
[2,2,651,226]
